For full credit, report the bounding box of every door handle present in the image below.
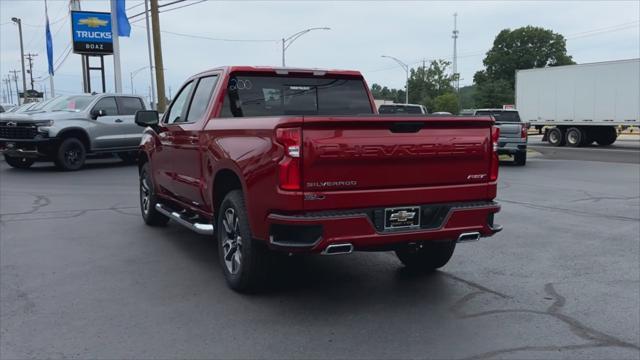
[115,119,123,123]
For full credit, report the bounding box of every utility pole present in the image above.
[4,77,11,104]
[150,0,167,112]
[11,18,27,104]
[144,0,157,109]
[9,70,20,104]
[24,53,38,90]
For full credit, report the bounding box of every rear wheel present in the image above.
[395,240,456,271]
[55,137,86,171]
[547,127,565,146]
[514,151,527,166]
[4,155,35,169]
[595,127,617,146]
[139,163,169,226]
[217,190,271,293]
[565,127,583,147]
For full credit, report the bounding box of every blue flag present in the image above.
[116,0,131,37]
[45,0,54,75]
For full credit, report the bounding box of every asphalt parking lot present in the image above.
[1,146,639,359]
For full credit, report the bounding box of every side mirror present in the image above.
[91,109,106,119]
[135,110,159,127]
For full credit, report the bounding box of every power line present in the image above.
[131,23,277,42]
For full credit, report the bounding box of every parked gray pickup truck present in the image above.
[0,93,147,170]
[473,109,528,166]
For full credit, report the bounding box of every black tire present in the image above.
[217,189,271,293]
[139,163,170,226]
[118,151,138,164]
[565,127,583,147]
[4,155,35,169]
[55,137,86,171]
[547,127,565,146]
[580,128,593,146]
[395,240,456,271]
[514,151,527,166]
[595,127,617,146]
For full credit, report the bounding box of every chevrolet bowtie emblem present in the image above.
[78,17,108,28]
[389,210,416,222]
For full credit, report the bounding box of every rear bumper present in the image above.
[266,201,501,253]
[497,138,527,155]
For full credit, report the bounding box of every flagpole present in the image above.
[45,0,55,97]
[110,0,123,93]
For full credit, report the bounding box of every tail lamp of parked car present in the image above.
[276,127,302,190]
[521,123,528,139]
[490,126,500,181]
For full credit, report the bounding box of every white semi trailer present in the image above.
[516,59,639,147]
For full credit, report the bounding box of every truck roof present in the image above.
[194,66,363,78]
[515,58,639,74]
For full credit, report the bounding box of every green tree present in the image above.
[474,26,575,107]
[407,59,456,110]
[370,59,456,111]
[433,93,459,114]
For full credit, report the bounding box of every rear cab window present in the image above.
[476,110,521,123]
[220,73,373,117]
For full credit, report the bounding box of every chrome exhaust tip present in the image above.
[457,232,481,243]
[321,243,354,255]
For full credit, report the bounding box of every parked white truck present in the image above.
[516,59,639,147]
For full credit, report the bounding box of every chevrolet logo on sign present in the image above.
[78,17,109,28]
[71,11,113,55]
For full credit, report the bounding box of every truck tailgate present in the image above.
[302,116,493,194]
[497,122,522,138]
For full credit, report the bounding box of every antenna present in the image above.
[452,12,459,92]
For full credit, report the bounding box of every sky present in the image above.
[0,0,639,102]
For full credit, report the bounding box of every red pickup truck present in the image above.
[135,66,502,292]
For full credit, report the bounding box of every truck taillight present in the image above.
[490,126,500,181]
[276,127,302,191]
[521,123,528,139]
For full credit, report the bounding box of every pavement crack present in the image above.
[454,282,640,360]
[0,206,138,222]
[1,193,51,216]
[497,198,640,222]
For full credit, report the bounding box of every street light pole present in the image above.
[281,27,330,67]
[11,17,27,104]
[130,66,151,94]
[381,55,409,104]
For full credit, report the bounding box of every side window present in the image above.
[185,76,218,122]
[92,97,118,116]
[117,97,145,115]
[164,81,194,124]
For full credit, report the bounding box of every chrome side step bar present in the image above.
[457,232,481,243]
[322,243,354,255]
[155,203,214,235]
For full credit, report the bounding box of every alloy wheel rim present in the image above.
[550,132,558,143]
[222,207,242,274]
[64,145,81,165]
[140,176,150,214]
[568,132,578,144]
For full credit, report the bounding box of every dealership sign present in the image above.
[71,11,113,55]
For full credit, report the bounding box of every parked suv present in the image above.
[473,109,528,166]
[0,93,147,170]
